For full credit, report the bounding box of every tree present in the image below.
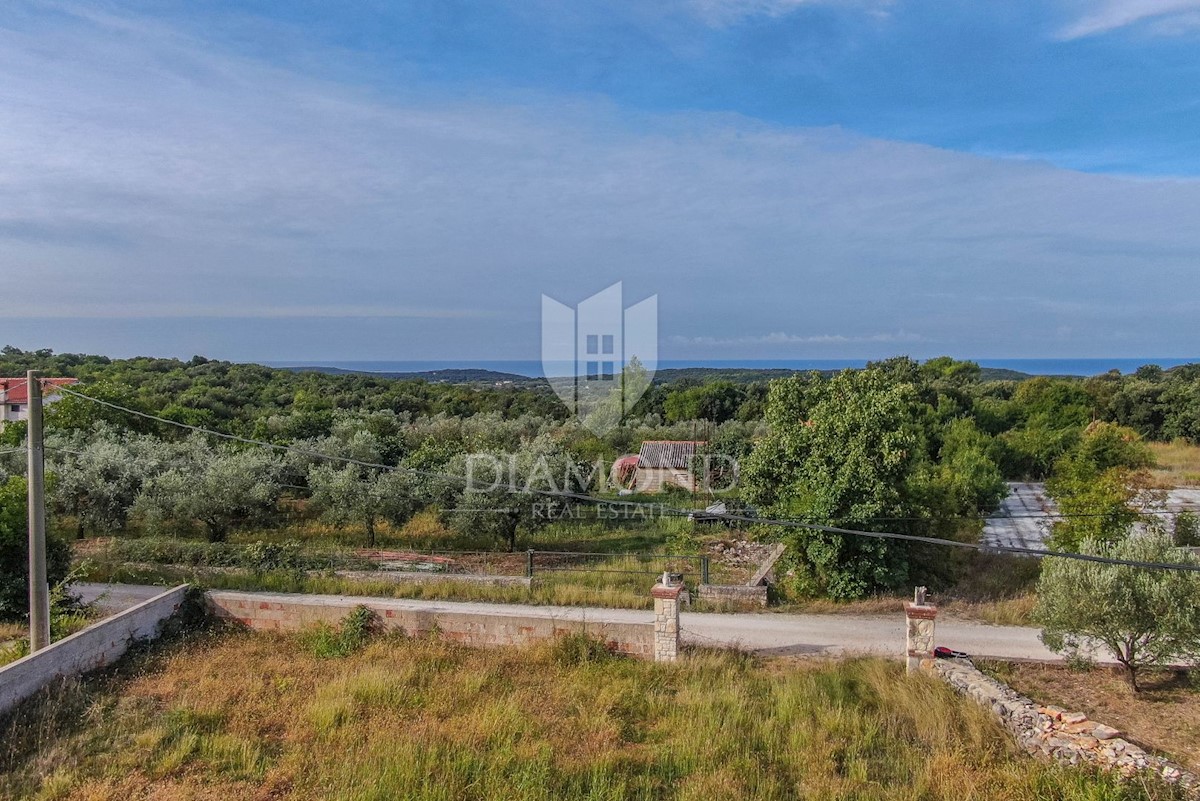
[1036,534,1200,691]
[443,440,581,551]
[134,448,283,542]
[0,476,71,621]
[934,419,1008,513]
[1045,423,1150,551]
[307,464,423,546]
[48,435,149,535]
[741,369,928,599]
[663,381,743,423]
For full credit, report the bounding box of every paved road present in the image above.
[73,582,1064,662]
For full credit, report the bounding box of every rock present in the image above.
[1091,724,1121,741]
[1061,712,1088,725]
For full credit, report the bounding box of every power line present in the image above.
[52,385,1200,574]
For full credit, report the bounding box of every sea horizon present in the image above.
[262,357,1200,379]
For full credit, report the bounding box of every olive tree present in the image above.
[134,448,284,542]
[1036,533,1200,691]
[307,464,423,547]
[442,440,581,552]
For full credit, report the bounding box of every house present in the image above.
[0,377,79,424]
[632,440,706,493]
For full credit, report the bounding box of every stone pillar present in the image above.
[904,586,937,675]
[652,576,683,663]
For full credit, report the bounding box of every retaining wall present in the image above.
[697,583,768,608]
[0,585,189,716]
[206,590,654,658]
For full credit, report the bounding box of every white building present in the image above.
[0,377,79,424]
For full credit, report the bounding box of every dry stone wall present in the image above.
[927,657,1197,795]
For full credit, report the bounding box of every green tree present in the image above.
[663,381,743,423]
[1045,423,1150,551]
[0,476,71,621]
[307,464,423,547]
[1036,534,1200,691]
[741,369,927,599]
[932,419,1008,514]
[443,441,580,552]
[134,448,283,542]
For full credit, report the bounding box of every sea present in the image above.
[265,358,1200,379]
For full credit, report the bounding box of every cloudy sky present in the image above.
[2,0,1199,362]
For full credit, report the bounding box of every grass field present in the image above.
[1147,441,1200,487]
[0,629,1181,801]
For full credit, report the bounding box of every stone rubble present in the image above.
[926,657,1198,796]
[708,539,773,568]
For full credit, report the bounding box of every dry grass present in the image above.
[978,660,1200,774]
[1147,441,1200,487]
[0,630,1180,801]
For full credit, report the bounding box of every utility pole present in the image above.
[26,371,49,652]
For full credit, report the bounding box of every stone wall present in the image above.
[696,583,767,608]
[0,585,189,716]
[207,590,654,658]
[927,657,1197,794]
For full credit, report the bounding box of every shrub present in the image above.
[0,476,71,622]
[302,605,378,659]
[1174,511,1200,548]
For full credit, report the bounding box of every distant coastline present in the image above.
[264,358,1199,379]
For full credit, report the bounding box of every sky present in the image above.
[1,0,1199,362]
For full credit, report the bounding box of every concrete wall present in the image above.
[0,585,189,716]
[697,583,768,608]
[207,590,654,658]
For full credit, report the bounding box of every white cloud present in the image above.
[1,5,1199,359]
[1057,0,1200,39]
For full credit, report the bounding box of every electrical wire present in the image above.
[50,385,1200,574]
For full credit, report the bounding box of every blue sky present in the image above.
[2,0,1199,361]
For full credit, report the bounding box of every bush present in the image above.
[0,477,71,621]
[1174,511,1200,548]
[302,605,378,659]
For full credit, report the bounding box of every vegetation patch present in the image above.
[0,631,1185,800]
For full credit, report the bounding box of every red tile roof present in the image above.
[0,377,78,405]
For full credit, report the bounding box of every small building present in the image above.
[633,440,705,493]
[0,377,79,424]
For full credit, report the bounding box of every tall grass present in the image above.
[1148,441,1200,487]
[0,631,1182,800]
